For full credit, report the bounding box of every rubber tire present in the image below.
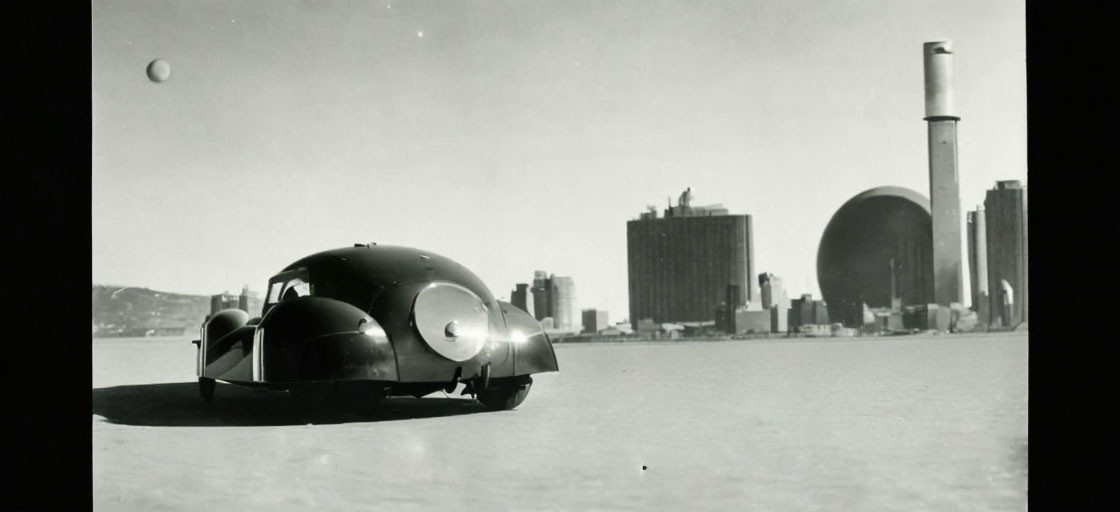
[199,377,216,405]
[477,376,532,411]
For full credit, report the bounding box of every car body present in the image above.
[193,244,559,410]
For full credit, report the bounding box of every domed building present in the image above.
[817,186,934,326]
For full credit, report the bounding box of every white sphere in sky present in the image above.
[146,59,171,83]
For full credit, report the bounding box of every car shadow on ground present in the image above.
[92,382,490,427]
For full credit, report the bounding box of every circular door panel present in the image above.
[413,282,490,362]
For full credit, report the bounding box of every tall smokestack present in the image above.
[923,40,964,307]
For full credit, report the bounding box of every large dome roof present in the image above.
[816,187,934,325]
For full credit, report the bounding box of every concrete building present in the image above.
[818,187,934,327]
[635,318,660,336]
[524,271,577,330]
[924,40,965,307]
[511,283,535,316]
[531,271,551,321]
[870,310,906,333]
[549,276,576,330]
[985,180,1028,327]
[732,310,771,334]
[903,304,952,332]
[611,321,634,336]
[209,291,240,315]
[716,283,774,334]
[238,284,250,312]
[769,306,789,333]
[582,309,609,334]
[759,273,790,310]
[789,294,829,332]
[627,189,756,329]
[966,208,991,325]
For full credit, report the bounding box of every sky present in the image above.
[92,0,1026,322]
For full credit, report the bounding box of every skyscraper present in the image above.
[238,284,250,312]
[524,271,577,330]
[511,283,535,316]
[531,270,551,321]
[627,189,755,328]
[549,275,577,330]
[758,273,789,310]
[984,180,1028,327]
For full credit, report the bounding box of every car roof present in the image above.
[281,245,496,303]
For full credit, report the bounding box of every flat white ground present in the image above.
[93,333,1027,511]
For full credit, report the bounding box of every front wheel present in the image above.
[477,375,533,411]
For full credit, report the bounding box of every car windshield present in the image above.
[263,269,312,314]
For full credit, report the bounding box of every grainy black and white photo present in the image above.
[92,1,1027,509]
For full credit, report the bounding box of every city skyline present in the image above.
[92,0,1026,323]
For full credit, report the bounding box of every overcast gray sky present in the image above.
[92,0,1025,322]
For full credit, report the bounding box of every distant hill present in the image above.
[91,285,263,338]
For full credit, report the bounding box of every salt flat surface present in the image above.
[93,334,1027,511]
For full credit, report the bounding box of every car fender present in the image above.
[498,301,559,376]
[199,309,253,380]
[253,296,397,384]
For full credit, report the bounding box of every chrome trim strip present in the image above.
[198,325,205,377]
[252,328,263,382]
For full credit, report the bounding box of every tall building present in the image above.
[627,189,755,329]
[582,309,609,334]
[531,270,551,321]
[511,283,535,315]
[966,208,991,323]
[549,275,577,330]
[758,273,789,310]
[238,284,250,312]
[984,180,1028,327]
[525,271,577,330]
[924,40,965,307]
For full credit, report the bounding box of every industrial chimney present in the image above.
[924,40,964,307]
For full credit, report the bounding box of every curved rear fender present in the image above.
[255,297,398,383]
[498,301,559,375]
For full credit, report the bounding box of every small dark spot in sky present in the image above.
[642,465,647,470]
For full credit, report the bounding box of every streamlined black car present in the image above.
[193,244,558,410]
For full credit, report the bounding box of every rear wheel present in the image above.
[199,377,215,404]
[477,375,532,411]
